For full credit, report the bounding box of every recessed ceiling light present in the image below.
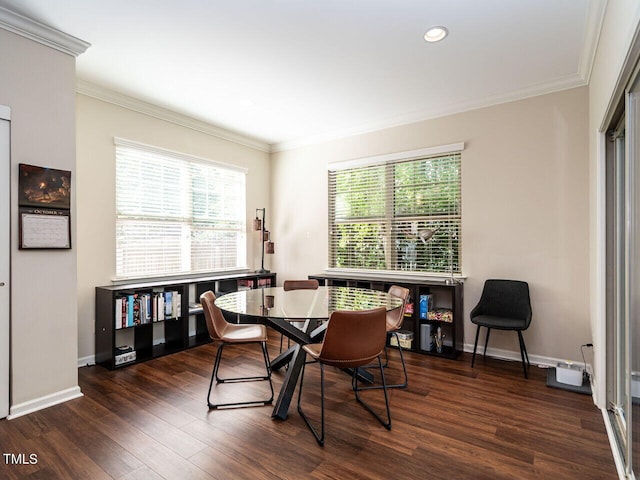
[424,26,448,43]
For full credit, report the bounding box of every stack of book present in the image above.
[115,290,182,329]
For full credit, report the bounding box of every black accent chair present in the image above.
[470,279,532,378]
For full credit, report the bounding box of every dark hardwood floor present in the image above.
[0,338,617,479]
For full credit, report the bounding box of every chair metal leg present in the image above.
[517,331,529,379]
[353,356,392,430]
[297,359,325,446]
[207,341,274,409]
[483,328,491,357]
[298,354,392,446]
[520,331,530,366]
[359,331,408,389]
[471,325,480,367]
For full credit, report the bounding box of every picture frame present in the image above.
[18,163,71,209]
[19,207,71,249]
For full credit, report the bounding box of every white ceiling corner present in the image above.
[0,1,605,152]
[0,5,89,57]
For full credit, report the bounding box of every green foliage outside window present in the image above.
[329,152,461,274]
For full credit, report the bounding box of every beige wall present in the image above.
[272,87,590,363]
[588,1,640,406]
[75,94,271,361]
[0,29,80,409]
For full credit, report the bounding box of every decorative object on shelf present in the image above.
[434,326,444,353]
[253,208,274,273]
[427,308,453,322]
[419,227,459,285]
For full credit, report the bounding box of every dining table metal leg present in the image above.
[270,345,296,371]
[272,344,307,420]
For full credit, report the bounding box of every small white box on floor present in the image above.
[556,362,583,386]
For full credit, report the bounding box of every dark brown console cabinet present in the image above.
[95,272,276,369]
[309,273,463,359]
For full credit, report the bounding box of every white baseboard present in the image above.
[78,355,95,368]
[462,342,585,369]
[7,386,83,420]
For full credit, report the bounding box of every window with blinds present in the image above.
[115,138,247,280]
[328,145,462,274]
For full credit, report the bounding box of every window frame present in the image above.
[114,137,248,281]
[327,143,464,276]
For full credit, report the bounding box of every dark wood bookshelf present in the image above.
[95,271,276,369]
[309,272,463,359]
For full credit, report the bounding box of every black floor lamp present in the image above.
[253,208,274,273]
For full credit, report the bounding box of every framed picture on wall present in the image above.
[18,163,71,209]
[19,207,71,249]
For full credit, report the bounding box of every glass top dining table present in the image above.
[214,285,403,321]
[214,286,403,420]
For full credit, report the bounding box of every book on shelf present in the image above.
[127,295,135,327]
[156,293,165,321]
[258,277,272,287]
[132,294,141,325]
[172,291,181,318]
[419,294,434,320]
[144,294,152,323]
[115,297,122,329]
[164,291,172,318]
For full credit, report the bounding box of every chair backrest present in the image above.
[472,279,532,327]
[386,285,410,330]
[319,307,387,369]
[200,290,229,341]
[283,279,319,291]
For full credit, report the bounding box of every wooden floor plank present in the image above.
[0,339,617,479]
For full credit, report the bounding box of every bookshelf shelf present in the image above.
[95,271,276,369]
[309,272,463,359]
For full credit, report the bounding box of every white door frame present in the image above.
[0,105,10,419]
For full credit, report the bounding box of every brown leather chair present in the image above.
[200,290,274,409]
[384,285,411,388]
[360,285,410,390]
[283,279,319,291]
[297,307,391,446]
[279,279,320,351]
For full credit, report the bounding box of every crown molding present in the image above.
[272,73,588,153]
[0,6,89,57]
[578,0,608,83]
[76,80,271,153]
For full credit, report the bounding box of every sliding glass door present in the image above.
[0,109,8,419]
[631,75,640,480]
[606,66,640,479]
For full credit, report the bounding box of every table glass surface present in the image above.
[214,286,403,320]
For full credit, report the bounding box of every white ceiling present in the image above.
[0,0,605,151]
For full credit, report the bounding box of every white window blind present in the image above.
[328,147,462,274]
[115,139,246,280]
